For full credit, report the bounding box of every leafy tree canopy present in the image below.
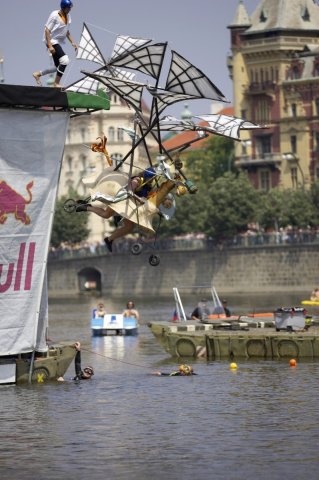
[51,189,89,247]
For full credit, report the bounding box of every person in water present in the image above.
[152,364,196,376]
[57,341,94,381]
[73,342,94,380]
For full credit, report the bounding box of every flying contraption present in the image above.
[67,22,264,139]
[64,23,265,266]
[68,25,222,117]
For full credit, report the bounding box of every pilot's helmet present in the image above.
[176,185,187,197]
[143,167,156,180]
[179,364,193,375]
[82,366,94,379]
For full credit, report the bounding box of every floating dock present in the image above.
[148,319,319,360]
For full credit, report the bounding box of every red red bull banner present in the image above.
[0,110,69,355]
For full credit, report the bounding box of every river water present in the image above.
[1,292,319,480]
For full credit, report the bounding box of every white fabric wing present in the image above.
[111,35,152,60]
[194,114,262,140]
[77,23,105,66]
[166,51,227,102]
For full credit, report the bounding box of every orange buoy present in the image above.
[289,359,297,367]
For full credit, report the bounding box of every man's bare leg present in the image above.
[104,219,134,252]
[32,71,42,85]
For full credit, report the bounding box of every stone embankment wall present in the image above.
[47,244,319,297]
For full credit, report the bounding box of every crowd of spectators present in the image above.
[230,224,319,247]
[48,225,319,260]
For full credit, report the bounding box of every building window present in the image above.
[316,98,319,116]
[292,66,300,80]
[256,135,272,156]
[67,156,73,172]
[260,170,270,191]
[118,128,124,141]
[313,62,319,77]
[111,153,123,166]
[112,153,123,161]
[291,167,298,189]
[291,104,297,117]
[301,7,310,22]
[260,9,267,22]
[108,126,115,142]
[80,154,87,171]
[80,128,86,142]
[112,94,119,104]
[290,135,297,154]
[256,99,270,123]
[316,132,319,152]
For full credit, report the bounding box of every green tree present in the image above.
[203,172,259,240]
[158,189,208,237]
[51,191,90,247]
[257,188,319,229]
[184,135,235,186]
[257,189,289,230]
[310,180,319,210]
[159,172,259,241]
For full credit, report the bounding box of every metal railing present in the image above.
[48,230,319,261]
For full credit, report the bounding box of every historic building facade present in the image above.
[228,0,319,190]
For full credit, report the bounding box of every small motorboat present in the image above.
[91,314,138,336]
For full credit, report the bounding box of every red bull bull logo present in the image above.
[0,242,35,293]
[0,180,34,225]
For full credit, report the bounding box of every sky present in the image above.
[0,0,260,117]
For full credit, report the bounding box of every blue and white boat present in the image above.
[91,314,138,336]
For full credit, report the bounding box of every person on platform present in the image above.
[123,301,140,323]
[151,364,196,376]
[33,0,77,88]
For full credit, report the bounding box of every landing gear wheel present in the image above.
[63,198,76,213]
[131,243,143,255]
[149,254,160,266]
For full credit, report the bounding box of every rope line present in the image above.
[81,347,151,370]
[85,22,118,36]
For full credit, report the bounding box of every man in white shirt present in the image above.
[33,0,77,87]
